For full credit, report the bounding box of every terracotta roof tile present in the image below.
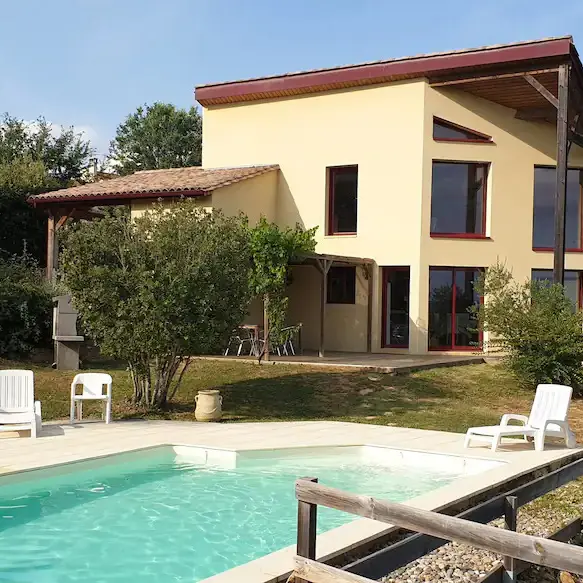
[30,165,279,205]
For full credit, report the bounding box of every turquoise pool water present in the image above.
[0,446,462,582]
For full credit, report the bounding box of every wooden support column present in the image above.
[297,477,318,563]
[502,496,518,582]
[553,63,570,285]
[46,212,55,281]
[316,260,332,358]
[366,265,373,353]
[263,295,270,362]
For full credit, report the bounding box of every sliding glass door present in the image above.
[428,267,481,350]
[382,267,410,348]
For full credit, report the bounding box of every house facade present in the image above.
[31,36,583,356]
[193,36,583,355]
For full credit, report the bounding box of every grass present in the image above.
[0,358,541,432]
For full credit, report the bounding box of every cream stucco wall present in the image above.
[130,196,212,219]
[199,78,583,354]
[202,81,427,353]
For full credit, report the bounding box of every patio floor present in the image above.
[216,351,485,373]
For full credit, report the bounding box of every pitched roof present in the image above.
[195,36,579,106]
[29,165,279,206]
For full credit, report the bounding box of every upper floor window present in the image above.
[430,161,488,237]
[532,269,581,310]
[433,117,492,143]
[327,266,356,304]
[532,166,583,250]
[328,166,358,235]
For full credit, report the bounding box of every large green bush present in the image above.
[476,263,583,393]
[0,255,54,356]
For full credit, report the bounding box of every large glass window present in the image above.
[531,269,581,310]
[532,167,583,250]
[327,266,356,304]
[428,267,482,350]
[382,267,410,347]
[430,162,488,237]
[328,166,358,235]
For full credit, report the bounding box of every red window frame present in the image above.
[432,117,493,143]
[430,161,489,240]
[532,165,583,252]
[531,269,583,308]
[381,266,410,348]
[327,165,358,236]
[428,266,483,352]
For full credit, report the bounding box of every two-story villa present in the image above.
[32,36,583,356]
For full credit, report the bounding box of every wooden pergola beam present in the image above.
[523,74,559,108]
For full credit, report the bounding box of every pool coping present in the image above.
[0,420,580,582]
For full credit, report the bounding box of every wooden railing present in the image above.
[293,458,583,583]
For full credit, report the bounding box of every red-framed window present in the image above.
[433,117,492,143]
[532,166,583,252]
[381,267,410,348]
[532,269,583,311]
[327,166,358,235]
[327,266,356,304]
[430,161,489,239]
[428,267,483,351]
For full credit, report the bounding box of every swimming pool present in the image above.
[0,445,500,582]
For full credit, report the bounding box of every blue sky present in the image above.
[2,0,582,157]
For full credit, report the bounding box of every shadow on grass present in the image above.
[130,370,460,425]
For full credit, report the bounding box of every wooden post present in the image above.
[297,477,318,561]
[263,294,270,362]
[316,260,332,358]
[366,265,373,353]
[46,212,55,281]
[553,63,570,285]
[502,496,518,582]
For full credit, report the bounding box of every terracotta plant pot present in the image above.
[195,389,223,422]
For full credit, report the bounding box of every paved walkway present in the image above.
[216,351,484,373]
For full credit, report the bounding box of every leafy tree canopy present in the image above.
[109,103,202,175]
[60,201,252,408]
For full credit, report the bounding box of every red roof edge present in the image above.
[29,189,208,207]
[196,37,574,105]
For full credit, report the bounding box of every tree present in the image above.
[109,103,202,175]
[475,262,583,393]
[0,253,54,357]
[0,114,93,260]
[249,218,317,358]
[60,201,252,408]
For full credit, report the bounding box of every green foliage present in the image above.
[249,218,316,351]
[0,114,93,260]
[60,202,252,408]
[0,254,54,356]
[476,262,583,393]
[109,103,202,175]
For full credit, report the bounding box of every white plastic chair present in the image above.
[0,370,41,438]
[70,373,112,425]
[465,384,577,451]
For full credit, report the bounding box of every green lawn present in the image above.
[0,358,540,432]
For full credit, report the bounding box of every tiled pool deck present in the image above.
[0,420,581,582]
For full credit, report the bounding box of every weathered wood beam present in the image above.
[502,496,518,582]
[430,68,557,87]
[314,259,333,358]
[295,557,374,583]
[296,480,583,574]
[524,74,559,108]
[365,266,373,353]
[46,213,55,281]
[553,63,570,285]
[297,477,318,562]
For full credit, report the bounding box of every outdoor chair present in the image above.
[70,373,113,425]
[224,327,257,356]
[464,384,577,452]
[0,370,42,438]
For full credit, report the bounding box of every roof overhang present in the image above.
[195,37,580,107]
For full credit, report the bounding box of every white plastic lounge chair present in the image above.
[70,373,112,425]
[465,384,577,452]
[0,370,42,438]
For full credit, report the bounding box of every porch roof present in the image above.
[293,252,374,267]
[29,164,279,207]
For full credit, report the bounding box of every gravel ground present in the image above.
[380,480,583,583]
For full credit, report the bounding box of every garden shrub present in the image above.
[476,263,583,394]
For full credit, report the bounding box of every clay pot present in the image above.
[195,389,222,422]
